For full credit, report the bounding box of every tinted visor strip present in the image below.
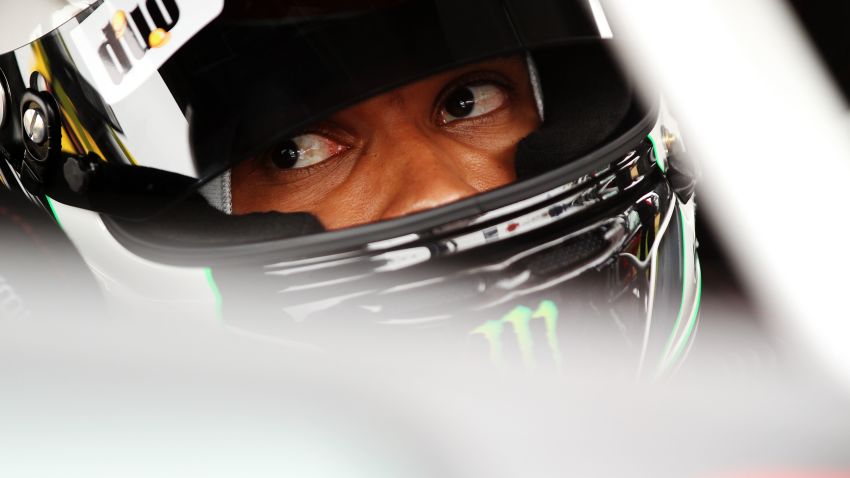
[162,0,601,181]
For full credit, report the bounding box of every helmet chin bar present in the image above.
[13,77,194,220]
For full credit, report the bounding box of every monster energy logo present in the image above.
[472,300,561,369]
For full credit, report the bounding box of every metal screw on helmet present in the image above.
[23,107,47,144]
[661,126,678,153]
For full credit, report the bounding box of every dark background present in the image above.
[787,0,850,105]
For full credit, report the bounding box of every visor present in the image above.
[105,100,657,264]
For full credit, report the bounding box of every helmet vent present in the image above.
[525,229,607,277]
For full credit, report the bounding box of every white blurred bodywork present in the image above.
[602,0,850,389]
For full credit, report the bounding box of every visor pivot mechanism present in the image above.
[17,74,62,195]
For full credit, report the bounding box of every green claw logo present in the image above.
[471,300,561,369]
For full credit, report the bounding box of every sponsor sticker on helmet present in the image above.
[69,0,223,104]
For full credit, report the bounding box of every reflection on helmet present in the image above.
[0,0,700,378]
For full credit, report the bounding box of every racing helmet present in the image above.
[0,0,700,377]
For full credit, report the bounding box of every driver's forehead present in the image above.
[321,55,531,124]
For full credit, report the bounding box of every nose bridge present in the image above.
[376,124,479,219]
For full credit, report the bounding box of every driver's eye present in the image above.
[263,80,509,171]
[439,82,508,125]
[269,133,348,170]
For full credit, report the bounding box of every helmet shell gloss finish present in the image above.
[0,0,700,376]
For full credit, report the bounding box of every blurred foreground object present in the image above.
[602,0,850,389]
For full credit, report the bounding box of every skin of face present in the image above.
[230,55,541,230]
